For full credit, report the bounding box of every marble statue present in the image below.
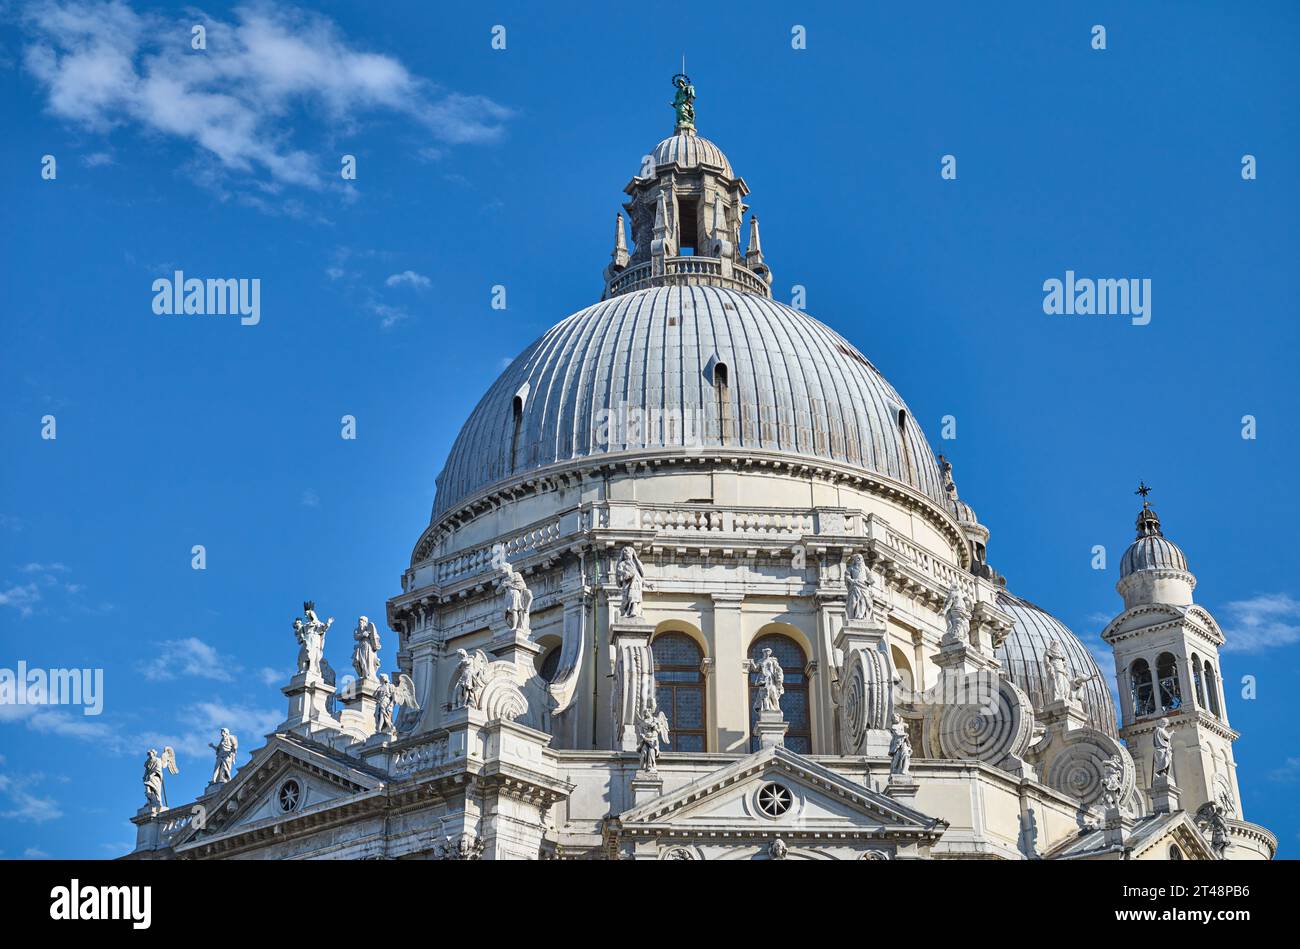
[637,699,671,773]
[751,647,785,713]
[451,649,489,710]
[767,838,788,860]
[351,616,381,682]
[845,553,875,621]
[941,584,971,646]
[889,712,912,776]
[1043,639,1096,705]
[1152,717,1173,780]
[208,728,237,785]
[1197,802,1229,857]
[1101,754,1123,810]
[143,747,177,809]
[294,600,333,677]
[375,672,421,735]
[494,557,533,632]
[616,546,649,618]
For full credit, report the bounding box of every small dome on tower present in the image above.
[1119,490,1188,579]
[647,132,734,178]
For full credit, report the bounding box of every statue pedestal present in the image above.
[754,709,788,750]
[1037,698,1088,734]
[281,672,338,733]
[610,617,655,752]
[631,770,664,806]
[203,781,227,797]
[885,773,919,803]
[1150,775,1180,815]
[932,640,996,678]
[487,623,543,672]
[1102,805,1132,849]
[338,676,380,740]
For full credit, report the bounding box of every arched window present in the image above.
[509,395,524,473]
[1191,654,1206,707]
[1130,659,1155,718]
[713,362,731,445]
[890,645,914,699]
[896,409,916,483]
[1157,652,1182,711]
[749,633,810,754]
[652,632,706,752]
[538,645,562,683]
[1203,661,1221,718]
[1169,844,1184,860]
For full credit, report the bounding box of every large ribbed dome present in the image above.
[995,590,1119,738]
[432,285,949,518]
[647,132,733,177]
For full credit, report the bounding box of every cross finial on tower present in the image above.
[1136,481,1152,507]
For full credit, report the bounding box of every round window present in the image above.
[278,779,302,813]
[755,781,792,818]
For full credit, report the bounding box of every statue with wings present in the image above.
[375,672,421,735]
[351,615,381,682]
[143,746,179,809]
[637,699,671,773]
[451,648,490,710]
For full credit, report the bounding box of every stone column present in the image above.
[709,593,748,752]
[610,615,655,751]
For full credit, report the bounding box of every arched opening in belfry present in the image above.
[1156,652,1182,711]
[1130,658,1155,718]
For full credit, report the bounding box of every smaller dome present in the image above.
[1119,501,1188,578]
[950,497,978,525]
[648,132,733,177]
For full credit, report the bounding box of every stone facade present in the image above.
[125,79,1274,862]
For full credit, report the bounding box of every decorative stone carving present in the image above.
[493,548,533,632]
[1039,729,1136,808]
[928,674,1034,767]
[751,647,784,713]
[435,833,485,860]
[941,584,972,646]
[888,713,912,776]
[451,649,489,710]
[1195,802,1229,858]
[615,546,649,618]
[208,729,237,785]
[351,616,381,682]
[1151,717,1173,780]
[610,617,656,751]
[838,641,892,755]
[293,600,333,678]
[1100,754,1123,809]
[845,553,876,621]
[374,672,421,736]
[1043,639,1095,705]
[637,700,671,773]
[767,838,788,860]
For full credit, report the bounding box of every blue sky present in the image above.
[1,0,1297,858]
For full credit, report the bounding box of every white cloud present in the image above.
[22,847,51,859]
[138,700,281,758]
[1219,593,1300,653]
[138,637,236,682]
[0,582,41,616]
[20,0,512,194]
[258,666,287,686]
[81,150,114,167]
[0,772,64,823]
[300,488,320,507]
[385,270,431,289]
[367,301,409,329]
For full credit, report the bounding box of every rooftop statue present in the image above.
[1043,639,1096,705]
[941,583,972,646]
[616,545,649,618]
[493,548,533,633]
[351,616,381,682]
[208,728,237,785]
[293,600,333,678]
[451,648,490,710]
[845,553,876,621]
[1152,717,1173,780]
[670,73,695,132]
[375,672,421,736]
[637,698,671,773]
[889,713,912,775]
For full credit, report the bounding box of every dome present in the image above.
[647,132,733,177]
[432,284,950,518]
[1119,501,1188,578]
[995,590,1119,738]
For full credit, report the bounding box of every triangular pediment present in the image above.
[1045,810,1218,861]
[618,745,945,839]
[171,733,386,851]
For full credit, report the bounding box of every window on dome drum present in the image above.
[538,646,562,684]
[1130,658,1155,718]
[652,632,706,752]
[1203,661,1221,718]
[713,363,732,445]
[749,634,810,754]
[1156,652,1182,712]
[896,409,916,483]
[676,196,699,252]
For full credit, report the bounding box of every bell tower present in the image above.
[1101,485,1242,820]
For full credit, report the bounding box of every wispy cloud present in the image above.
[20,0,512,197]
[0,772,64,823]
[0,583,42,617]
[385,270,431,289]
[367,301,409,329]
[138,637,236,682]
[300,488,320,507]
[1219,593,1300,653]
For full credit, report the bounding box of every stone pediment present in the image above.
[611,746,944,858]
[1045,811,1217,861]
[171,733,387,852]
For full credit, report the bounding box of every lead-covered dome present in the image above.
[647,132,733,177]
[996,590,1119,738]
[1119,502,1188,578]
[432,285,949,518]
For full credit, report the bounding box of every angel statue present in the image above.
[351,616,381,682]
[941,583,971,646]
[751,647,785,713]
[494,558,533,633]
[637,699,671,773]
[208,728,238,785]
[451,648,490,710]
[375,672,421,736]
[1101,754,1123,810]
[888,713,912,776]
[616,546,650,618]
[143,746,178,810]
[294,600,333,677]
[845,553,876,621]
[1043,639,1095,705]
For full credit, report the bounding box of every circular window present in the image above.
[756,782,792,818]
[278,779,301,813]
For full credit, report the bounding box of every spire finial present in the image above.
[671,72,696,134]
[1136,480,1152,508]
[1133,482,1163,538]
